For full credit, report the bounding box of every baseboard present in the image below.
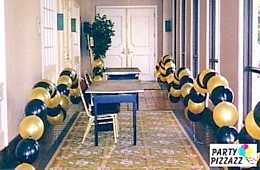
[0,134,21,169]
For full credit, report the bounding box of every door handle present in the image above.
[121,48,126,54]
[127,48,133,54]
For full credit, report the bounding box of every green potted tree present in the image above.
[89,14,115,81]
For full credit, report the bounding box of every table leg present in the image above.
[133,99,137,145]
[136,93,139,110]
[94,102,99,146]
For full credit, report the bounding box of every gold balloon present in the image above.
[213,101,238,127]
[198,69,216,87]
[154,70,161,78]
[207,75,229,93]
[93,75,103,82]
[159,66,166,75]
[47,112,65,125]
[70,87,80,96]
[181,83,194,97]
[245,111,260,140]
[187,100,206,114]
[36,79,56,97]
[92,58,103,67]
[159,74,167,82]
[173,73,180,85]
[193,78,208,94]
[169,86,181,97]
[57,75,73,87]
[164,61,175,70]
[15,163,35,170]
[178,68,192,80]
[47,91,61,108]
[59,94,70,110]
[28,87,51,106]
[19,115,44,140]
[63,67,77,79]
[166,73,174,84]
[162,55,173,63]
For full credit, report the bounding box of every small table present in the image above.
[85,79,144,146]
[104,67,141,80]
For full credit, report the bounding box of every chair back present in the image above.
[79,78,92,118]
[84,71,93,86]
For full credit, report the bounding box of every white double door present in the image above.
[96,6,157,81]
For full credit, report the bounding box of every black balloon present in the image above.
[71,81,79,89]
[70,95,81,104]
[57,84,70,96]
[238,126,258,144]
[180,75,194,87]
[33,81,56,98]
[183,95,190,107]
[93,67,103,76]
[47,106,61,117]
[166,67,175,75]
[24,99,47,119]
[168,94,180,103]
[216,126,238,144]
[187,109,204,122]
[209,86,233,106]
[202,72,217,89]
[189,87,206,103]
[15,138,40,164]
[253,101,260,124]
[60,70,77,83]
[200,108,219,132]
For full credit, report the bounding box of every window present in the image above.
[41,0,58,81]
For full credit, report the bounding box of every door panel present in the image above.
[97,8,127,67]
[127,8,155,80]
[96,6,156,81]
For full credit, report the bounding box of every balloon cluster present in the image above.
[154,55,176,84]
[92,58,104,82]
[166,67,260,168]
[15,67,79,169]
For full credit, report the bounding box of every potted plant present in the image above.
[89,14,115,80]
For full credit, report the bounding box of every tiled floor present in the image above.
[0,81,210,169]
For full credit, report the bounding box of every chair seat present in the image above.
[92,103,120,115]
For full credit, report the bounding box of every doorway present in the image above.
[96,6,157,81]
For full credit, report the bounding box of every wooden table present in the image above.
[104,67,141,80]
[85,79,144,146]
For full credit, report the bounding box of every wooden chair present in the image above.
[79,77,119,144]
